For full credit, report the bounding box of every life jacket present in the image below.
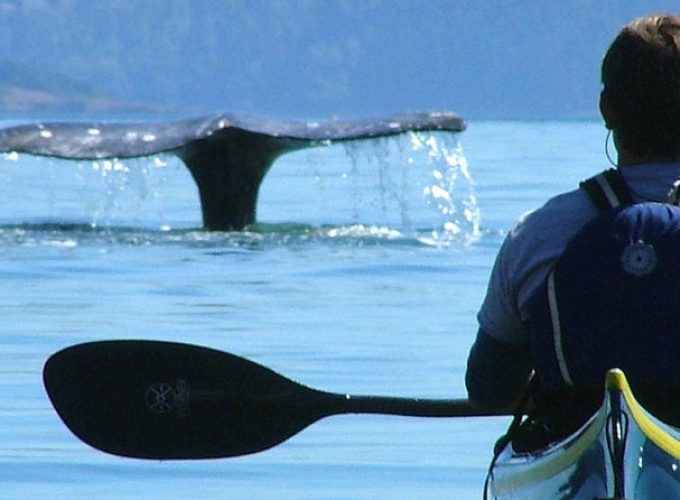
[526,168,680,390]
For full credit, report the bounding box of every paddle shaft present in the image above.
[340,394,507,417]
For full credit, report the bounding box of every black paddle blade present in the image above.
[43,340,334,459]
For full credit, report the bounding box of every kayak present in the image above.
[485,369,680,499]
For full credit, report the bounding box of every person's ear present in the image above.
[600,91,616,130]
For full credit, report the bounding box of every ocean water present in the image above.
[0,119,605,499]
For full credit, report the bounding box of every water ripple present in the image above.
[0,220,486,252]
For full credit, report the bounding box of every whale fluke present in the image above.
[0,112,465,230]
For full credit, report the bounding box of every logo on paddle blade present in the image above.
[144,379,190,418]
[145,382,175,413]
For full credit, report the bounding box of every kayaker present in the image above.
[465,13,680,444]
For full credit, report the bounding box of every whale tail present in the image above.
[0,112,465,230]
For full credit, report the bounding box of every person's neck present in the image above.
[617,151,680,167]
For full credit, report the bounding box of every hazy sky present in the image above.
[1,1,679,119]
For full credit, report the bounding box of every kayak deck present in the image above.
[486,369,680,499]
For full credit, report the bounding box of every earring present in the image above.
[605,130,617,167]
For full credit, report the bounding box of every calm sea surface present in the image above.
[0,119,605,499]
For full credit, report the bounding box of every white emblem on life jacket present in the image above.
[621,240,657,277]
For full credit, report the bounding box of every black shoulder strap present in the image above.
[579,168,635,212]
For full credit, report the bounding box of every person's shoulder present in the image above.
[478,186,598,341]
[509,188,597,242]
[493,186,601,318]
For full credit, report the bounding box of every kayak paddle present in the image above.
[43,340,508,460]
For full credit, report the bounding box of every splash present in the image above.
[84,156,165,226]
[338,131,479,244]
[0,153,198,229]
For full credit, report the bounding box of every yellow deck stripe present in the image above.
[606,369,680,459]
